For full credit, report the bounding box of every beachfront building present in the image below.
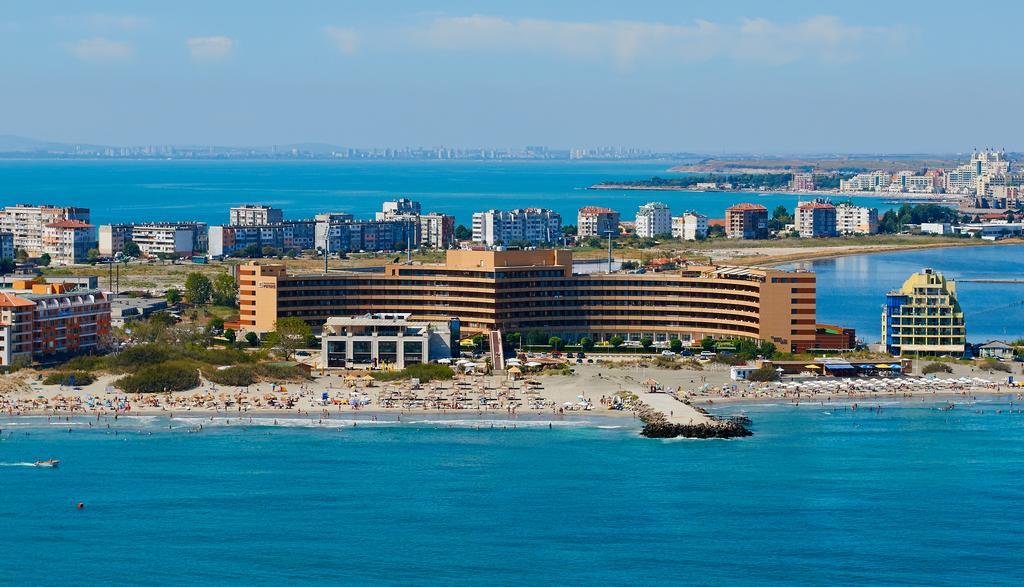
[976,340,1015,360]
[0,232,13,261]
[725,203,769,239]
[791,173,815,192]
[882,268,966,357]
[795,201,837,238]
[99,222,208,257]
[0,281,111,366]
[42,220,96,265]
[835,204,879,235]
[229,205,284,226]
[840,171,892,192]
[320,313,456,369]
[577,206,620,238]
[672,212,708,241]
[238,249,818,353]
[635,202,672,238]
[471,208,562,246]
[0,204,91,258]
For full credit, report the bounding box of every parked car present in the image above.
[661,350,676,356]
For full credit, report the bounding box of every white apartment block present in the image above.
[376,198,421,220]
[577,207,620,238]
[840,171,892,192]
[835,203,879,235]
[795,202,837,238]
[42,220,96,265]
[0,205,91,257]
[472,208,562,246]
[99,223,208,257]
[229,205,283,226]
[374,200,455,248]
[671,212,708,241]
[634,202,672,238]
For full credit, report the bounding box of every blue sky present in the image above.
[0,1,1019,153]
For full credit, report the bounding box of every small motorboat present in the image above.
[34,459,60,468]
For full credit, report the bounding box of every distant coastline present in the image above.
[587,183,961,203]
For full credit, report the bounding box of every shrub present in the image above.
[922,362,953,374]
[746,367,780,382]
[979,359,1012,373]
[256,363,309,380]
[653,356,682,370]
[372,363,455,382]
[61,355,106,372]
[107,344,174,372]
[203,364,259,386]
[43,371,97,386]
[115,360,201,393]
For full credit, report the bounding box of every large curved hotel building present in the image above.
[239,249,817,352]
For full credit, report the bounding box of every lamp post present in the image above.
[603,229,615,273]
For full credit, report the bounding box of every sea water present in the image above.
[0,159,897,226]
[2,400,1024,585]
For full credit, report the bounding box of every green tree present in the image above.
[454,224,472,240]
[224,328,237,344]
[165,287,182,305]
[14,248,28,262]
[207,316,225,334]
[579,337,594,351]
[38,253,51,267]
[505,331,521,348]
[87,248,100,263]
[245,331,260,348]
[471,333,487,352]
[548,336,563,351]
[669,339,683,353]
[640,337,653,351]
[269,317,313,359]
[212,273,239,307]
[184,272,212,305]
[700,337,716,352]
[609,335,624,348]
[123,241,142,257]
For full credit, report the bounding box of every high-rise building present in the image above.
[238,249,817,352]
[791,173,816,191]
[672,212,708,241]
[725,203,769,239]
[834,204,879,235]
[229,205,284,226]
[882,268,966,356]
[99,223,208,257]
[376,198,421,220]
[577,207,620,238]
[374,200,455,249]
[42,220,96,264]
[795,201,837,238]
[471,209,562,246]
[634,202,672,238]
[0,232,13,261]
[0,205,91,257]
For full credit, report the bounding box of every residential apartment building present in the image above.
[229,205,284,226]
[791,173,815,191]
[835,203,879,235]
[375,198,421,220]
[99,222,208,257]
[321,313,455,369]
[882,268,966,357]
[238,249,818,353]
[725,203,769,239]
[42,220,96,264]
[208,221,317,257]
[0,232,13,261]
[471,208,562,246]
[634,202,672,238]
[0,281,111,366]
[577,206,620,238]
[373,201,455,249]
[840,171,892,192]
[672,212,708,241]
[0,204,91,257]
[795,201,837,238]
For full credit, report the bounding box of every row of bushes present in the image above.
[202,363,309,387]
[115,360,201,394]
[42,371,97,386]
[60,344,264,375]
[371,363,455,383]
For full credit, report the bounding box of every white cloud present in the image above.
[408,14,907,67]
[56,14,148,31]
[325,26,359,55]
[67,37,135,62]
[187,36,235,62]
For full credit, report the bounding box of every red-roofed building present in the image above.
[43,220,96,265]
[577,206,621,238]
[725,203,769,239]
[0,285,111,366]
[796,201,838,238]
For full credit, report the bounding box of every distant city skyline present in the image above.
[2,2,1022,152]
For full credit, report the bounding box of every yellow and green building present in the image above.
[882,268,966,356]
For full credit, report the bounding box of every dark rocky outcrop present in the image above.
[640,420,753,439]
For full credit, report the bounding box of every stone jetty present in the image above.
[637,391,752,439]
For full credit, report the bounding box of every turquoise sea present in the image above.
[0,159,897,227]
[3,400,1024,585]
